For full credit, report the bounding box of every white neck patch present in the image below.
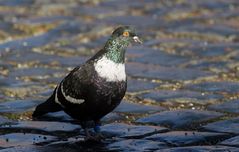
[94,56,126,82]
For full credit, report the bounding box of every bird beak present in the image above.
[133,36,142,44]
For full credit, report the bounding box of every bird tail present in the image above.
[32,92,62,118]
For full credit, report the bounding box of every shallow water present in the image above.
[0,0,239,151]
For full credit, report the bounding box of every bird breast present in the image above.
[94,56,126,82]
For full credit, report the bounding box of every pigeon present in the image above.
[32,26,142,141]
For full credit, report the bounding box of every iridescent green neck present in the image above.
[103,36,129,63]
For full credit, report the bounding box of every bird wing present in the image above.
[56,63,94,106]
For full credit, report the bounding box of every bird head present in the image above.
[111,26,142,44]
[102,26,141,63]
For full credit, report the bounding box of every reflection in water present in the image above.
[0,0,239,151]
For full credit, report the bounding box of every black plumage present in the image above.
[32,26,141,140]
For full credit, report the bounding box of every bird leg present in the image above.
[80,122,95,141]
[93,120,105,140]
[82,120,104,142]
[84,128,95,141]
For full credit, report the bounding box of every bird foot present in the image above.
[95,133,105,140]
[84,133,105,142]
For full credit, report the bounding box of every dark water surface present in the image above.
[0,0,239,151]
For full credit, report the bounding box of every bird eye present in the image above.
[123,31,129,37]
